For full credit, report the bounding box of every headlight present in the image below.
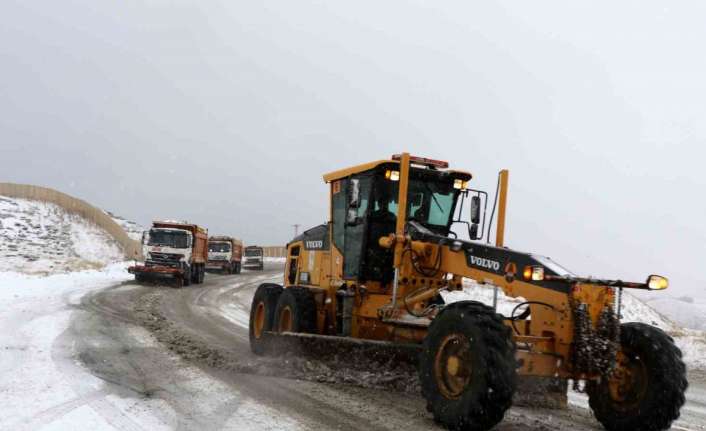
[385,170,400,181]
[453,179,470,190]
[450,240,463,252]
[523,265,544,281]
[647,275,669,290]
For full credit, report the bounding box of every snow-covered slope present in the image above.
[0,197,125,274]
[442,279,706,371]
[643,297,706,331]
[106,210,144,241]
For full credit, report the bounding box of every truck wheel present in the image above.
[191,264,199,284]
[235,263,241,274]
[419,301,517,431]
[135,274,144,283]
[182,265,191,287]
[249,283,284,355]
[198,265,205,284]
[587,322,687,431]
[273,287,317,333]
[194,265,201,284]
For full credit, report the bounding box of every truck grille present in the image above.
[147,252,181,267]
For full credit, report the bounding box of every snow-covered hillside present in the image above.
[0,197,125,274]
[443,280,706,371]
[106,210,144,241]
[644,297,706,331]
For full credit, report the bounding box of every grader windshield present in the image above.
[373,169,461,231]
[334,163,470,280]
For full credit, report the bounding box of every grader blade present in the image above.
[263,331,421,364]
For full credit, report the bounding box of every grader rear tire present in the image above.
[419,301,517,431]
[587,322,687,431]
[249,283,283,355]
[273,288,317,334]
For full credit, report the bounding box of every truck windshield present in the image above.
[148,230,188,248]
[245,249,262,257]
[209,242,231,252]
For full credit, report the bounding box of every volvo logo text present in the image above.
[469,256,501,271]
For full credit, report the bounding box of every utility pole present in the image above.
[292,224,301,237]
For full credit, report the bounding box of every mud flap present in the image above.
[262,332,422,364]
[513,376,568,409]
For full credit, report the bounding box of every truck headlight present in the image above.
[647,275,669,290]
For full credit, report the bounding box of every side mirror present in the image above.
[348,179,361,209]
[470,223,479,239]
[471,195,481,224]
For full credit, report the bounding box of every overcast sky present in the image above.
[2,1,705,297]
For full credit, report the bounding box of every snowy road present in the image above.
[2,264,705,430]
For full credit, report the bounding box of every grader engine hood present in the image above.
[407,223,572,293]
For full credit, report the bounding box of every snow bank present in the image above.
[0,197,125,274]
[0,262,132,304]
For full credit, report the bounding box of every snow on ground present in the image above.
[106,210,144,242]
[0,265,303,431]
[442,279,706,371]
[0,264,134,430]
[0,197,125,274]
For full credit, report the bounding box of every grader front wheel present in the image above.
[587,322,687,431]
[419,301,517,431]
[273,288,317,334]
[248,283,283,355]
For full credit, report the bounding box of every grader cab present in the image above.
[249,153,686,431]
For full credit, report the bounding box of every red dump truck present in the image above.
[207,236,243,274]
[129,220,208,287]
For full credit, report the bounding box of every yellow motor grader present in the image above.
[249,153,686,431]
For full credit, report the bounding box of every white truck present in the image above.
[242,245,264,271]
[207,236,243,274]
[129,220,208,287]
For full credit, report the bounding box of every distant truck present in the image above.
[242,245,264,271]
[207,236,243,274]
[129,220,208,287]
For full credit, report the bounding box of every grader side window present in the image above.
[343,176,372,278]
[332,180,347,252]
[287,246,300,284]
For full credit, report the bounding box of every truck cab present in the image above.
[143,227,194,269]
[129,220,208,286]
[243,246,264,271]
[207,236,243,274]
